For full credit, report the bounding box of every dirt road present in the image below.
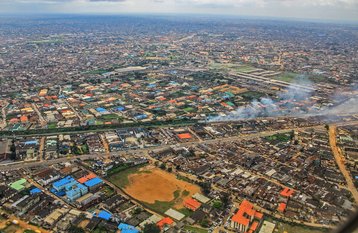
[329,125,358,204]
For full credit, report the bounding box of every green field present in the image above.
[210,62,258,73]
[107,164,147,188]
[47,122,57,129]
[272,72,327,84]
[183,225,208,233]
[266,217,328,233]
[30,38,63,44]
[240,91,266,101]
[273,72,300,83]
[265,132,293,143]
[144,190,180,214]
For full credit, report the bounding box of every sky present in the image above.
[0,0,357,22]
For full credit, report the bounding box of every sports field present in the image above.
[109,165,201,213]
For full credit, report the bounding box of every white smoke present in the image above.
[210,78,322,122]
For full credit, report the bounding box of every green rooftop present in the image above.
[10,178,27,191]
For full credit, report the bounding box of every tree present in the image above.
[68,226,85,233]
[199,181,211,195]
[143,223,160,233]
[159,163,166,170]
[167,167,173,172]
[212,200,223,209]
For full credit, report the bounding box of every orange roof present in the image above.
[78,173,97,184]
[178,133,192,139]
[255,211,263,220]
[184,198,201,211]
[9,118,19,123]
[277,203,286,212]
[158,97,166,101]
[231,200,257,226]
[20,115,28,122]
[280,188,294,197]
[250,221,259,231]
[157,217,174,229]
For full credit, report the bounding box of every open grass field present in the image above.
[109,165,201,214]
[266,217,328,233]
[184,225,208,233]
[210,62,258,73]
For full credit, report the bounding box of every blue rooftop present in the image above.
[115,106,125,111]
[134,114,148,120]
[24,140,39,145]
[96,107,107,113]
[98,210,112,221]
[53,176,75,189]
[84,177,103,187]
[51,188,66,197]
[30,188,41,195]
[118,223,139,233]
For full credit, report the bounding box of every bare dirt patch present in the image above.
[124,166,200,210]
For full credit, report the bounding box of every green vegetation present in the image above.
[178,208,193,217]
[107,163,147,187]
[183,225,208,233]
[68,225,86,233]
[273,72,327,83]
[265,132,293,143]
[210,62,258,73]
[0,119,199,137]
[30,38,63,44]
[240,91,266,101]
[212,200,223,209]
[141,190,187,214]
[92,226,109,233]
[47,122,57,129]
[182,189,190,197]
[144,199,176,214]
[0,224,20,233]
[23,230,37,233]
[143,223,161,233]
[265,217,328,233]
[102,186,115,198]
[273,72,299,83]
[100,113,123,122]
[176,174,192,183]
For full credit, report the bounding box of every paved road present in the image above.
[1,122,357,172]
[329,125,358,204]
[63,98,83,121]
[31,103,47,126]
[0,127,296,171]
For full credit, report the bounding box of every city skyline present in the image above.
[0,0,357,22]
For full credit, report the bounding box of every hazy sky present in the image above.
[0,0,357,22]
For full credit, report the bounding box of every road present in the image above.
[1,122,357,172]
[38,137,45,161]
[0,127,298,171]
[329,125,358,204]
[63,98,83,121]
[31,103,47,126]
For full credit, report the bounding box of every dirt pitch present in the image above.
[124,166,201,209]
